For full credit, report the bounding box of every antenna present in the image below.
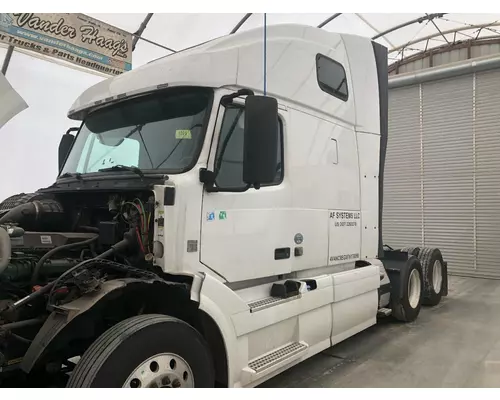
[263,13,267,96]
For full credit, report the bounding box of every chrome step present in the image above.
[248,295,299,313]
[248,341,308,373]
[377,307,392,317]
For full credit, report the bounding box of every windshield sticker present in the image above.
[176,129,192,139]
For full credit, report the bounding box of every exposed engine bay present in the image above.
[0,189,167,381]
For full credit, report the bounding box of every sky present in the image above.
[2,12,500,201]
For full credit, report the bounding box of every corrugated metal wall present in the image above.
[384,69,500,278]
[390,43,500,76]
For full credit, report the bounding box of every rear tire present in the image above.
[401,247,420,257]
[391,257,423,323]
[417,247,445,306]
[66,314,214,388]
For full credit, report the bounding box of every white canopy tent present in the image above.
[2,12,500,201]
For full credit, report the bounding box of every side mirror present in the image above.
[243,96,279,188]
[58,127,78,171]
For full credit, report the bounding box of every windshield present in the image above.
[60,88,212,176]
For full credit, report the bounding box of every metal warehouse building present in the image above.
[384,38,500,279]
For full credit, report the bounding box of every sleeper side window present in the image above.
[316,54,348,102]
[214,106,283,191]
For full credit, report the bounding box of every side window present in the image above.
[316,54,348,101]
[214,106,283,190]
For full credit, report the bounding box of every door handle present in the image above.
[275,248,291,260]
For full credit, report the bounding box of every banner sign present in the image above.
[0,13,132,76]
[0,72,28,130]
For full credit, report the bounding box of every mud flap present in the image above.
[380,250,424,322]
[442,261,448,297]
[20,312,68,373]
[380,250,411,302]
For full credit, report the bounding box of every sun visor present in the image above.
[0,73,28,130]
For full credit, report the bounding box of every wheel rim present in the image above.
[123,353,194,388]
[433,260,443,294]
[408,269,421,309]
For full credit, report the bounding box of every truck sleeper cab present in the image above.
[0,24,448,388]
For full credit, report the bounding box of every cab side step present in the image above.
[377,307,392,317]
[248,295,300,313]
[248,341,308,374]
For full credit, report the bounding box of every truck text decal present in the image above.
[330,253,360,262]
[330,211,360,227]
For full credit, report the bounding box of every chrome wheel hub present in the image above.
[433,260,443,293]
[124,353,194,388]
[408,268,421,309]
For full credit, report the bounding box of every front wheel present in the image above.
[66,314,214,388]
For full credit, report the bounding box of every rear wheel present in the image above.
[401,247,420,257]
[391,257,423,323]
[418,247,445,306]
[66,314,214,388]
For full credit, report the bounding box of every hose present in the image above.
[30,234,99,286]
[0,226,11,274]
[0,317,45,332]
[4,232,133,315]
[9,332,32,344]
[0,202,37,225]
[46,235,133,305]
[2,255,106,315]
[1,279,54,314]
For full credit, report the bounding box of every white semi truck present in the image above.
[0,24,448,388]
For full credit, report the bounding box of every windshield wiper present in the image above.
[59,172,83,181]
[98,165,145,179]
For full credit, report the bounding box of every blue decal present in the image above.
[207,212,215,221]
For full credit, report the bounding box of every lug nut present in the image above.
[162,377,171,386]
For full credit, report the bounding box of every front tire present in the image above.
[66,314,214,388]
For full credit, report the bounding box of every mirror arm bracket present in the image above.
[199,168,219,193]
[221,88,254,107]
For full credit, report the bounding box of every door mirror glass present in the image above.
[243,95,279,188]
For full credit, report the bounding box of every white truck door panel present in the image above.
[200,104,293,282]
[328,209,362,265]
[201,203,293,281]
[284,108,361,268]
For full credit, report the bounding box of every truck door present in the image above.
[200,99,292,283]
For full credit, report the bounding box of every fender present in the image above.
[21,277,188,373]
[380,250,420,301]
[197,273,248,387]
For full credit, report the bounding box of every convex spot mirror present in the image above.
[58,127,78,172]
[243,95,279,189]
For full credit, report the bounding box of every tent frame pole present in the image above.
[1,45,14,75]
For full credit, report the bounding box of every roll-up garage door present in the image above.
[420,75,474,277]
[384,73,491,278]
[474,70,500,278]
[384,85,422,247]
